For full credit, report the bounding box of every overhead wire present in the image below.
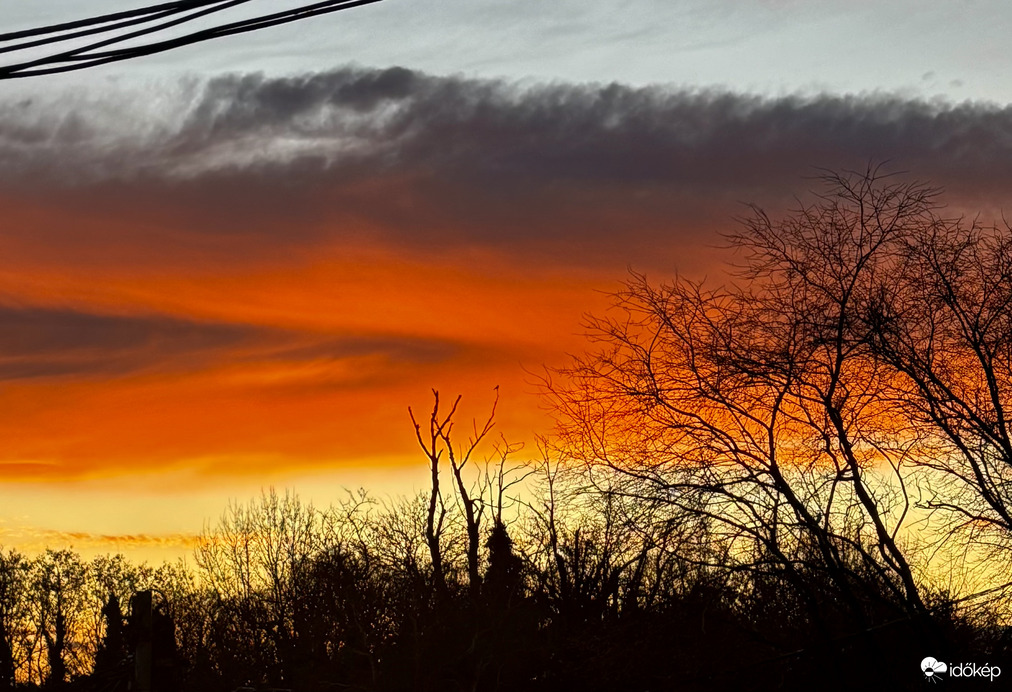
[0,1,230,42]
[0,0,382,79]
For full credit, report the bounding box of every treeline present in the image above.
[0,475,1006,692]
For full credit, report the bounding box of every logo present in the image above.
[921,656,1002,683]
[922,657,947,681]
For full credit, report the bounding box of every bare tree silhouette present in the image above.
[410,389,507,601]
[0,550,30,689]
[32,550,87,685]
[545,167,980,631]
[865,210,1012,549]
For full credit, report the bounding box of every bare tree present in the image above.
[195,489,323,686]
[409,392,455,598]
[0,550,30,687]
[409,388,502,600]
[31,549,88,684]
[546,167,945,628]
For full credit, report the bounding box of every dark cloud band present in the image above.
[4,67,1012,259]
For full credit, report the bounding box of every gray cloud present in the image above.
[0,305,457,381]
[162,68,1012,193]
[0,307,250,379]
[5,67,1012,263]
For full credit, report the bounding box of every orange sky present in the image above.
[0,197,645,562]
[5,67,1012,564]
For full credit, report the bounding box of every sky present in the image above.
[4,0,1012,563]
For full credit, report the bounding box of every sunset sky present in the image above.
[4,0,1012,563]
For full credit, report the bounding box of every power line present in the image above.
[0,0,383,79]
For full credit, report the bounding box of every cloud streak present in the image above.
[0,304,459,382]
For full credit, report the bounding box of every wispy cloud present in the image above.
[0,522,198,554]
